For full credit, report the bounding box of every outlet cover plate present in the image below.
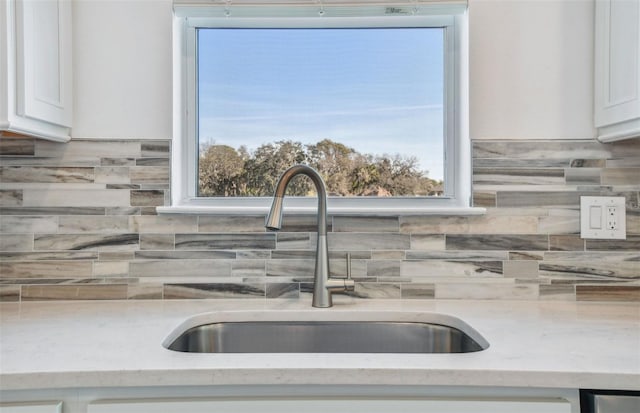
[580,196,626,239]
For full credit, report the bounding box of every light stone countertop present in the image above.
[0,298,638,391]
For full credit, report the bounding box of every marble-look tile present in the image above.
[129,166,170,184]
[0,285,20,302]
[280,215,330,232]
[565,168,601,185]
[130,190,165,207]
[0,216,58,233]
[473,168,564,185]
[34,234,139,251]
[401,260,503,277]
[400,216,468,234]
[101,157,136,166]
[22,189,130,207]
[538,209,580,234]
[93,261,129,277]
[106,207,141,215]
[175,233,276,250]
[99,251,135,261]
[266,282,299,298]
[446,234,548,251]
[401,283,435,299]
[0,190,22,206]
[231,260,266,277]
[266,259,315,277]
[602,168,640,185]
[539,261,639,280]
[0,166,94,183]
[586,236,640,251]
[473,140,611,160]
[497,191,582,208]
[276,233,313,250]
[349,282,401,299]
[467,215,539,234]
[135,250,235,259]
[136,157,170,166]
[0,251,98,260]
[0,261,93,278]
[163,283,265,299]
[406,251,509,260]
[409,234,445,250]
[21,284,128,301]
[0,137,35,155]
[549,235,584,251]
[140,234,175,250]
[0,207,105,215]
[130,259,232,277]
[328,233,410,250]
[371,250,405,259]
[473,192,496,207]
[366,260,401,277]
[576,285,640,302]
[332,216,399,233]
[509,251,544,260]
[539,284,575,301]
[0,234,32,251]
[503,260,539,278]
[131,215,198,233]
[35,140,141,163]
[237,250,271,259]
[58,216,130,233]
[571,159,606,168]
[543,251,640,262]
[127,284,163,300]
[94,166,130,184]
[141,141,170,157]
[436,282,539,300]
[198,216,266,232]
[474,158,570,168]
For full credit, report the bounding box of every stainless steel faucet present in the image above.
[266,164,355,308]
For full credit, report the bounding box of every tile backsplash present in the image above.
[1,137,638,302]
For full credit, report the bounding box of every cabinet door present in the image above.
[14,0,72,128]
[88,398,572,413]
[0,402,62,413]
[594,0,640,141]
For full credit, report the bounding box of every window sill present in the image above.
[157,204,486,216]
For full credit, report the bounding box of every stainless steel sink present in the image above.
[164,314,489,354]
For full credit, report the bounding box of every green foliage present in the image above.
[198,139,442,197]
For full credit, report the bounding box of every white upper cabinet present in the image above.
[595,0,640,142]
[0,0,72,142]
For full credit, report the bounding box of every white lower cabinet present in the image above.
[0,402,62,413]
[88,397,572,413]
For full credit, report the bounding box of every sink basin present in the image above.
[163,312,489,354]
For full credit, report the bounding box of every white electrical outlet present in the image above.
[580,196,626,239]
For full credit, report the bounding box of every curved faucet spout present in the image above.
[265,164,353,308]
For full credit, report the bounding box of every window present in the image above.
[163,2,479,215]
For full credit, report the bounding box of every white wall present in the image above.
[71,0,596,140]
[72,0,173,139]
[469,0,595,139]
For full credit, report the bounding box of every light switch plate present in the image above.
[580,196,626,239]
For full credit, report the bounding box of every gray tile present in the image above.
[175,233,276,250]
[446,234,548,251]
[130,260,231,277]
[406,251,508,260]
[473,168,564,185]
[136,157,170,166]
[0,166,94,183]
[473,140,611,160]
[0,285,20,302]
[34,234,139,251]
[141,141,170,157]
[95,166,130,184]
[99,251,135,261]
[266,283,299,298]
[576,285,640,302]
[400,216,468,234]
[0,190,22,206]
[135,250,235,259]
[349,283,401,299]
[401,260,503,277]
[198,216,266,232]
[565,168,601,185]
[435,282,539,300]
[22,284,128,301]
[101,157,136,166]
[0,137,35,155]
[328,233,410,250]
[0,251,98,260]
[130,190,165,207]
[22,189,130,207]
[129,166,170,184]
[410,234,445,250]
[539,284,575,301]
[140,234,175,250]
[276,232,313,249]
[586,236,640,251]
[503,260,539,278]
[231,260,266,277]
[164,283,265,299]
[0,261,93,278]
[401,283,435,299]
[473,191,496,207]
[333,216,399,232]
[0,234,32,251]
[602,168,640,185]
[0,216,58,233]
[58,216,130,233]
[539,261,639,280]
[366,260,401,277]
[0,207,105,215]
[549,235,584,251]
[127,284,163,300]
[131,215,198,233]
[267,259,315,277]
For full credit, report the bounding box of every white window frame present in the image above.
[160,2,483,216]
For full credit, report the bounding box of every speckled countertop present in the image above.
[0,298,638,391]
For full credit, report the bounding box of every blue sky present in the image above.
[198,27,444,180]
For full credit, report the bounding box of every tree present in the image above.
[198,144,246,196]
[306,139,356,196]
